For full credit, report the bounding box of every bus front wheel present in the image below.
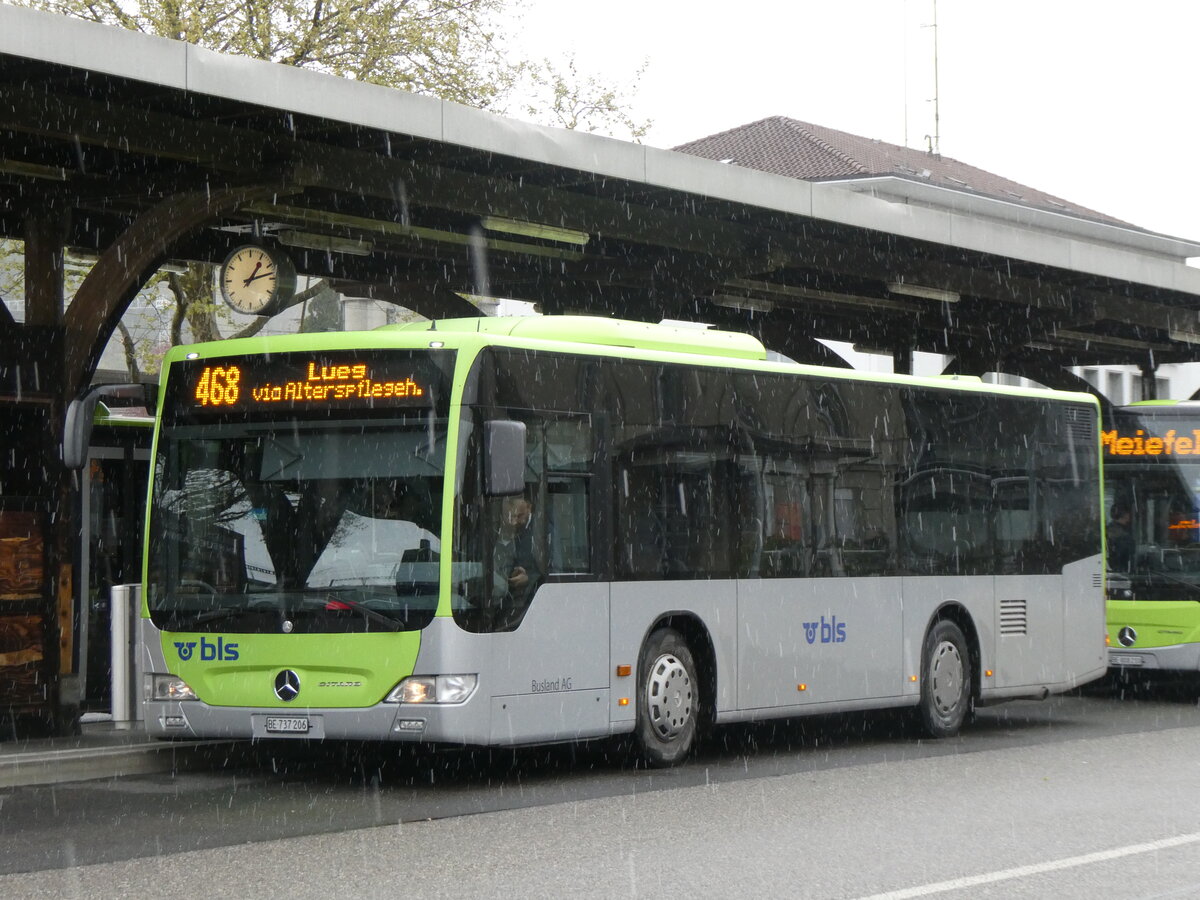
[634,628,699,767]
[918,619,972,738]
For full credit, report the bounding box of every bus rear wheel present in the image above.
[634,628,699,767]
[918,619,971,738]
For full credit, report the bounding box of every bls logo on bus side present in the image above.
[803,615,847,644]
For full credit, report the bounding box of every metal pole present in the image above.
[132,584,144,724]
[1140,360,1159,401]
[109,583,143,728]
[110,584,130,725]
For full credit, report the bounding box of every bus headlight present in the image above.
[385,674,478,704]
[146,673,198,702]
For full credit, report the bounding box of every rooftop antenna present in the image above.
[902,0,908,147]
[923,0,941,157]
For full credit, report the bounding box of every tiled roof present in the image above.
[673,116,1127,226]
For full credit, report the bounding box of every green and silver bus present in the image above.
[1104,401,1200,671]
[142,316,1106,765]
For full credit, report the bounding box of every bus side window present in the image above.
[541,417,593,576]
[617,461,666,579]
[546,477,589,572]
[479,412,595,629]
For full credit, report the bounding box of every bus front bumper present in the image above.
[144,699,483,743]
[1108,643,1200,672]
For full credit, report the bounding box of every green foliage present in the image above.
[0,240,21,318]
[14,0,650,136]
[15,0,519,108]
[0,238,178,376]
[526,55,651,140]
[300,286,345,333]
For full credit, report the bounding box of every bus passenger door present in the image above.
[81,445,150,710]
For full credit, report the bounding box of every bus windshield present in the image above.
[1104,405,1200,600]
[147,418,447,632]
[1107,458,1200,592]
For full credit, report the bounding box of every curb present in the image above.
[0,738,243,789]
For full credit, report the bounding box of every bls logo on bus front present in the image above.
[803,615,847,644]
[174,636,240,661]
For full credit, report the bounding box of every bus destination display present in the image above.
[175,350,447,416]
[1102,428,1200,457]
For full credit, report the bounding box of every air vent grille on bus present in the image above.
[1000,598,1028,635]
[1063,406,1096,444]
[1093,573,1103,588]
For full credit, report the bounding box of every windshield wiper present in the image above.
[1141,568,1200,598]
[164,607,255,628]
[321,593,401,632]
[188,605,275,626]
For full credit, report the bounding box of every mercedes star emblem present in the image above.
[1117,626,1138,647]
[274,669,301,702]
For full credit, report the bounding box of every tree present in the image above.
[13,0,648,133]
[527,55,651,140]
[0,238,178,376]
[15,0,521,110]
[9,0,650,377]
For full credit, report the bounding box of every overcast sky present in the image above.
[513,0,1200,242]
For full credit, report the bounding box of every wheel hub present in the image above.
[929,639,964,715]
[646,653,693,740]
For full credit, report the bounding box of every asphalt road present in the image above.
[2,674,1200,898]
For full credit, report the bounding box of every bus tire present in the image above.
[918,619,971,738]
[634,628,699,767]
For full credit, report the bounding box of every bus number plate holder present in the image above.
[1109,654,1145,667]
[265,716,310,734]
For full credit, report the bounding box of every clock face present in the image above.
[219,246,294,315]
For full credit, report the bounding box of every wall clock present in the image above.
[218,245,297,316]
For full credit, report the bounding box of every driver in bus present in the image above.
[1107,501,1134,571]
[492,493,542,607]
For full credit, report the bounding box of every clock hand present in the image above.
[240,261,263,287]
[243,268,275,285]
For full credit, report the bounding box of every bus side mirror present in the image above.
[485,420,526,496]
[63,383,157,469]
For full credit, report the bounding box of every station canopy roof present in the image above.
[4,3,1200,377]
